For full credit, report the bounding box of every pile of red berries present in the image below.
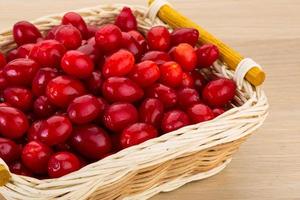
[0,7,236,179]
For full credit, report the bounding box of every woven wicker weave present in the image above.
[0,4,269,200]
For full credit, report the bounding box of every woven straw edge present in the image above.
[0,4,269,200]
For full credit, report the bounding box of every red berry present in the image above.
[45,25,61,40]
[120,123,158,148]
[70,125,112,160]
[46,76,86,107]
[191,70,206,91]
[0,102,10,107]
[129,60,160,87]
[146,83,177,108]
[3,58,40,86]
[95,97,108,122]
[212,108,225,117]
[139,98,164,127]
[147,26,170,51]
[202,78,236,107]
[170,28,199,47]
[3,87,33,111]
[187,103,214,123]
[181,72,195,88]
[86,71,103,95]
[16,43,34,58]
[0,70,8,90]
[177,87,201,108]
[128,30,148,52]
[62,12,88,39]
[196,44,219,68]
[33,96,56,118]
[0,52,6,68]
[171,43,197,72]
[67,95,101,124]
[61,50,94,78]
[0,137,20,163]
[37,115,72,146]
[21,141,52,174]
[161,110,190,133]
[29,40,66,68]
[0,106,29,139]
[121,32,143,59]
[102,49,134,78]
[32,68,58,96]
[141,51,171,65]
[6,49,18,62]
[9,161,32,176]
[115,7,137,32]
[95,24,122,53]
[54,25,82,50]
[159,61,183,87]
[102,77,144,103]
[103,102,138,132]
[27,120,43,141]
[77,41,103,64]
[86,25,98,39]
[48,152,80,178]
[13,21,41,46]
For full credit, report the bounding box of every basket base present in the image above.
[123,158,232,200]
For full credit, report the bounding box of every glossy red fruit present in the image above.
[3,58,40,86]
[0,107,29,139]
[128,30,148,52]
[48,152,80,178]
[54,25,82,50]
[32,68,58,96]
[61,50,94,78]
[95,24,122,53]
[33,96,56,118]
[67,95,101,124]
[3,87,33,111]
[120,123,158,148]
[16,43,34,58]
[46,76,86,107]
[103,103,138,132]
[13,21,42,46]
[212,108,225,117]
[170,28,199,47]
[86,25,98,39]
[171,43,197,72]
[140,51,171,65]
[71,125,112,160]
[115,7,137,32]
[86,71,103,95]
[129,61,160,87]
[77,41,103,64]
[27,120,43,141]
[62,12,88,39]
[161,110,190,133]
[21,141,53,174]
[181,72,195,88]
[121,32,143,59]
[0,102,10,107]
[95,97,108,121]
[139,98,164,127]
[187,103,214,123]
[29,40,66,68]
[9,161,32,176]
[191,71,206,91]
[6,49,18,62]
[37,115,72,146]
[0,70,8,90]
[159,61,183,87]
[102,49,134,78]
[177,87,201,108]
[102,77,144,103]
[0,52,6,68]
[196,44,219,68]
[147,26,170,51]
[0,137,20,163]
[146,83,177,108]
[45,25,61,40]
[202,78,236,107]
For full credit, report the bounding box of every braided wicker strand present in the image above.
[0,4,268,200]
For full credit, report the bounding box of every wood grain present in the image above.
[1,0,299,199]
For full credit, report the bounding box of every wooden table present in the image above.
[1,0,299,199]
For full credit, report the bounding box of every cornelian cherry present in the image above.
[16,43,34,58]
[95,24,122,53]
[140,51,171,65]
[61,50,94,78]
[86,71,103,95]
[0,70,7,90]
[54,25,82,50]
[3,87,33,111]
[120,123,158,148]
[27,120,43,141]
[161,110,190,133]
[62,12,88,39]
[139,98,164,127]
[147,26,170,51]
[0,137,20,163]
[146,83,177,108]
[86,25,98,39]
[32,68,58,96]
[196,44,219,68]
[114,7,137,32]
[33,96,56,118]
[21,141,53,174]
[171,43,197,72]
[181,72,195,88]
[128,30,148,52]
[212,108,225,117]
[177,87,201,108]
[187,103,214,123]
[13,21,41,46]
[70,125,112,160]
[9,161,32,176]
[103,103,138,132]
[159,61,183,87]
[6,49,18,62]
[121,32,143,59]
[191,71,206,91]
[170,28,199,47]
[0,52,6,68]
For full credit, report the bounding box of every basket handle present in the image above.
[147,0,266,86]
[0,159,11,186]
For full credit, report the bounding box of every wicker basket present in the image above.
[0,3,269,200]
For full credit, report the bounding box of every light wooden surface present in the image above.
[0,0,300,199]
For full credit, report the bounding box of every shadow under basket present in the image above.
[0,4,269,200]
